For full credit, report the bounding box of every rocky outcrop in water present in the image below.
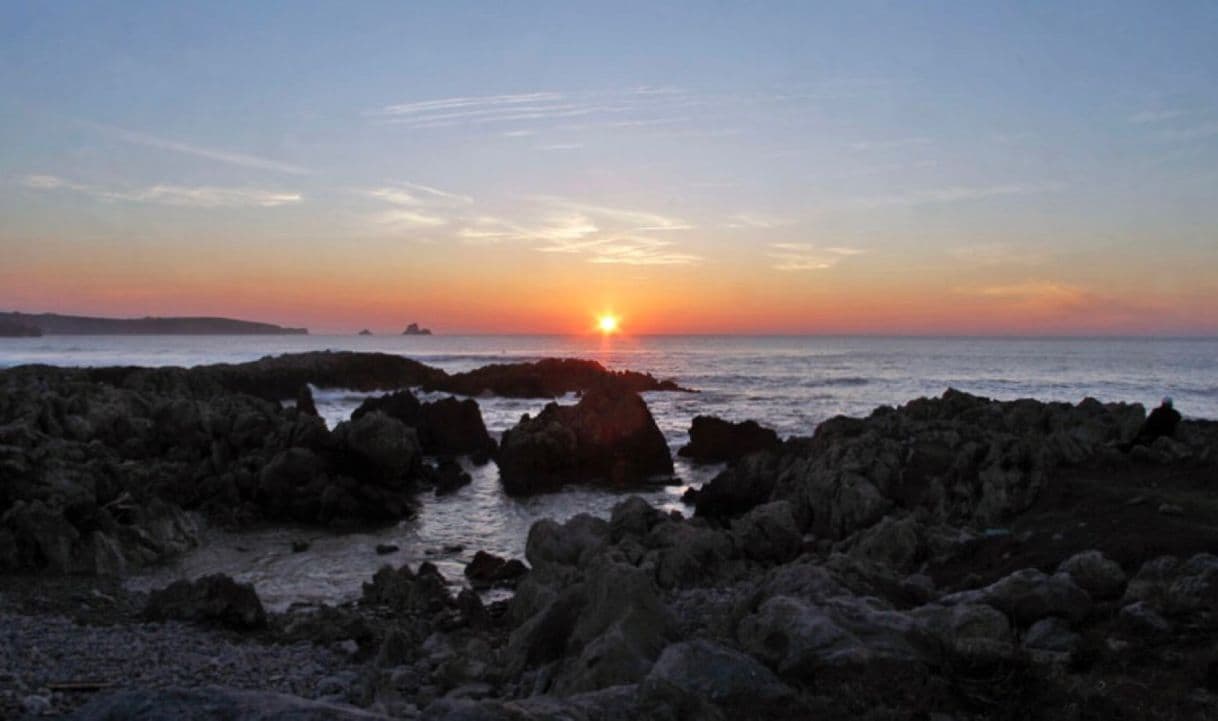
[424,358,691,398]
[497,388,674,494]
[678,415,781,463]
[351,391,496,458]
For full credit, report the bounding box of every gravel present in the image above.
[0,610,358,718]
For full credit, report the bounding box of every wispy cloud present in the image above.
[726,213,789,230]
[535,143,584,151]
[370,208,448,228]
[1129,109,1184,125]
[369,87,696,131]
[454,197,700,264]
[84,121,312,175]
[587,236,701,265]
[360,181,473,207]
[21,174,301,207]
[768,242,863,271]
[849,182,1064,209]
[1156,122,1218,142]
[951,242,1049,267]
[848,137,932,152]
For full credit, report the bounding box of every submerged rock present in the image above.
[464,551,529,589]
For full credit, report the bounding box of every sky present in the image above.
[1,1,1216,335]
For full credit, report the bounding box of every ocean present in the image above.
[3,334,1215,609]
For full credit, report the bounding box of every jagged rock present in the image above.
[678,416,781,463]
[361,562,452,613]
[1123,554,1218,618]
[1022,617,1080,658]
[508,559,680,694]
[1118,601,1172,637]
[641,639,795,711]
[464,551,529,589]
[497,388,673,494]
[143,574,267,630]
[729,500,801,564]
[842,514,925,574]
[432,458,472,496]
[296,384,319,417]
[737,594,921,677]
[1058,550,1127,600]
[912,603,1014,660]
[525,514,610,570]
[939,568,1092,626]
[353,393,495,458]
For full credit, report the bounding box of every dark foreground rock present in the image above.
[497,388,674,494]
[143,574,267,630]
[678,415,781,463]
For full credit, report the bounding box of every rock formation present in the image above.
[678,415,781,463]
[497,388,674,494]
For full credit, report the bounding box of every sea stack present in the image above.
[402,322,432,336]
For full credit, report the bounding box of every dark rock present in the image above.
[296,384,319,417]
[940,569,1092,626]
[497,388,673,494]
[403,322,432,335]
[143,574,267,630]
[423,357,691,398]
[361,563,451,613]
[375,544,399,555]
[641,639,795,712]
[419,397,497,457]
[1132,400,1182,446]
[291,540,311,553]
[678,415,781,463]
[432,459,472,496]
[353,392,495,458]
[464,550,529,589]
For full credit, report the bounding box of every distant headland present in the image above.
[0,311,308,336]
[402,322,432,336]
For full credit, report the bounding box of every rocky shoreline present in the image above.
[2,352,1217,719]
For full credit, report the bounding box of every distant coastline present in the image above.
[0,311,308,336]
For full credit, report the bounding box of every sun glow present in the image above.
[597,314,620,334]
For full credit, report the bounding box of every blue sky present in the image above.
[2,2,1216,333]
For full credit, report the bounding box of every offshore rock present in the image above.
[497,388,673,494]
[678,415,781,463]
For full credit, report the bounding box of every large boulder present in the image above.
[497,389,673,494]
[143,574,267,630]
[939,568,1092,626]
[1058,550,1127,600]
[678,415,781,463]
[508,559,680,694]
[1123,554,1218,619]
[737,594,922,677]
[641,639,796,714]
[352,393,495,457]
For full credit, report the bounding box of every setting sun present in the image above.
[597,314,620,334]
